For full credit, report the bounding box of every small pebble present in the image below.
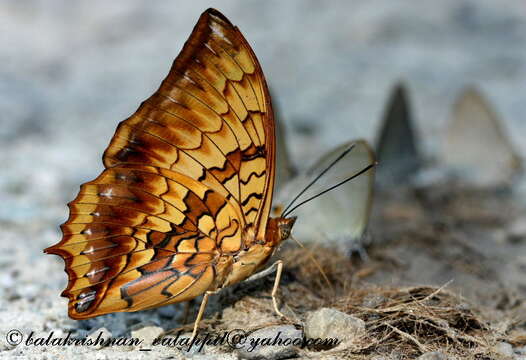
[493,341,514,357]
[507,218,526,244]
[515,345,526,355]
[176,332,205,355]
[87,327,112,350]
[235,325,302,360]
[417,351,449,360]
[304,307,365,350]
[130,325,164,348]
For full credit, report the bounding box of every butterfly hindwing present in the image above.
[45,8,275,319]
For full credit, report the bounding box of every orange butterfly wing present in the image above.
[45,8,275,319]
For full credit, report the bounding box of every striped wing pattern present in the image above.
[45,9,275,319]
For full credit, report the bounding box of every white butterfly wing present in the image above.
[276,140,376,253]
[443,88,521,187]
[376,83,420,187]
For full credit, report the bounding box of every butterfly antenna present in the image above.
[290,234,334,293]
[282,162,377,218]
[280,143,357,217]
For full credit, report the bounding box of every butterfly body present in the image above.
[222,216,295,287]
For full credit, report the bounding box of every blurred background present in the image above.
[2,1,526,230]
[1,0,525,215]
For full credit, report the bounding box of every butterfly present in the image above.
[375,83,420,187]
[442,87,521,187]
[44,8,297,336]
[45,8,378,337]
[273,140,376,258]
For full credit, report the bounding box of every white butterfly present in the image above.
[274,139,376,257]
[442,87,521,187]
[375,83,421,187]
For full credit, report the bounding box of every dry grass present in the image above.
[278,245,515,359]
[335,285,497,358]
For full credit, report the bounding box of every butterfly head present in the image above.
[277,216,297,241]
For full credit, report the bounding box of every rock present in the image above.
[162,332,207,358]
[304,307,365,350]
[171,332,205,355]
[417,351,449,360]
[130,325,164,348]
[493,342,514,357]
[507,218,526,244]
[87,327,112,350]
[514,345,526,358]
[235,325,302,360]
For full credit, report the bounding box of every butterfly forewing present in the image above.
[45,8,276,319]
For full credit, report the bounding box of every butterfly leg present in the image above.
[244,260,286,318]
[191,289,219,340]
[270,260,285,318]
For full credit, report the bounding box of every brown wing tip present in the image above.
[203,8,233,25]
[43,246,56,254]
[43,226,70,255]
[169,7,241,86]
[43,244,67,257]
[43,240,63,255]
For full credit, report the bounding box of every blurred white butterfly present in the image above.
[442,87,521,187]
[375,83,421,187]
[274,139,376,257]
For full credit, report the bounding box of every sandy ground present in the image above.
[1,1,526,359]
